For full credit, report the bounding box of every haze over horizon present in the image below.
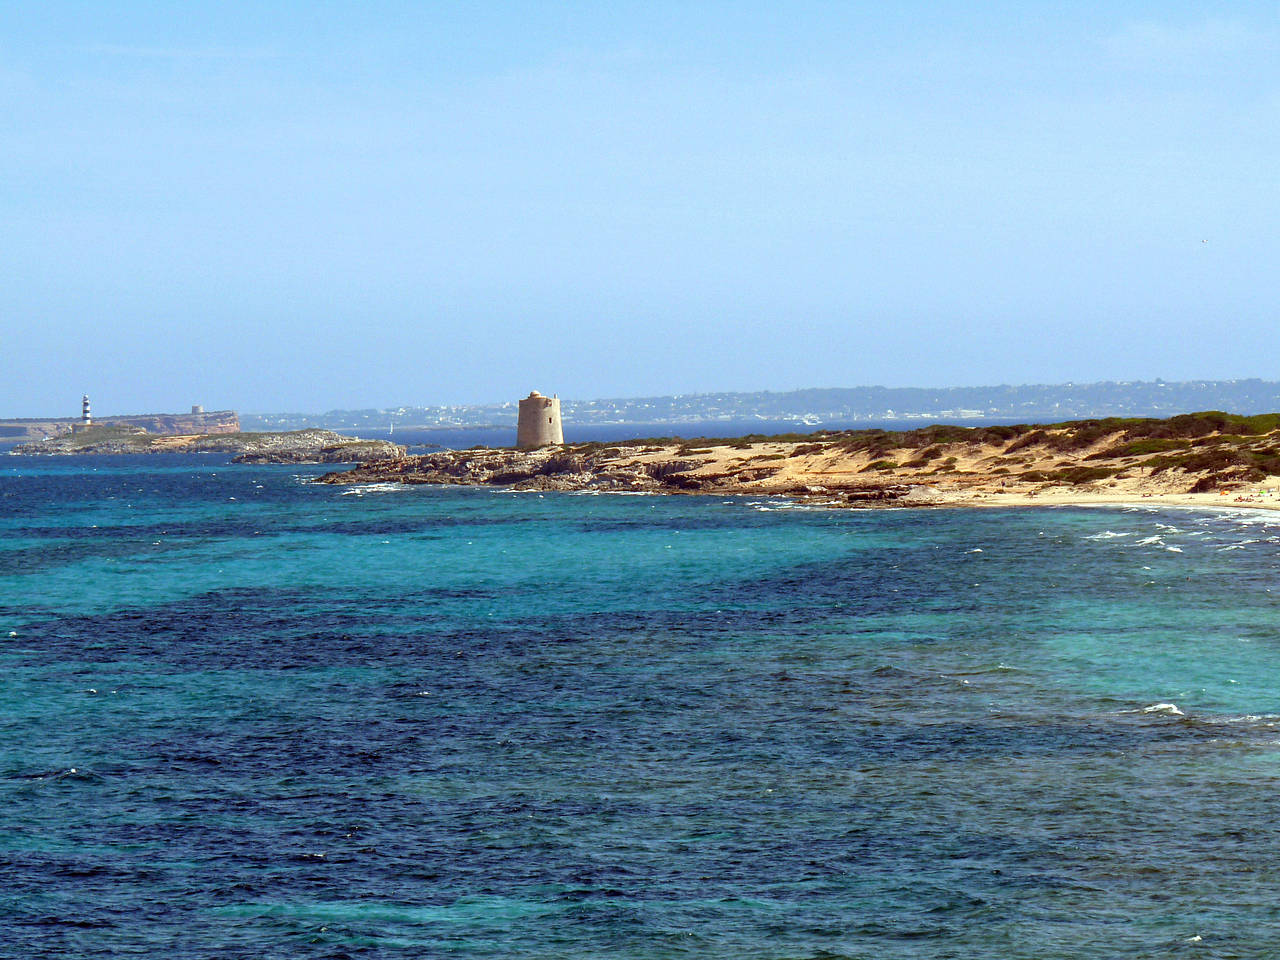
[3,2,1276,418]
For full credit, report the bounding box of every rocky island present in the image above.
[316,411,1280,509]
[12,427,405,463]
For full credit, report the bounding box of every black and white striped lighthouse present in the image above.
[81,394,91,426]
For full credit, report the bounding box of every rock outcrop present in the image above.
[316,446,910,500]
[12,428,404,463]
[318,447,680,492]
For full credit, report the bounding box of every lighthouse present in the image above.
[516,391,563,449]
[81,395,92,427]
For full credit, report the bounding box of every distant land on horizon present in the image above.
[241,379,1280,433]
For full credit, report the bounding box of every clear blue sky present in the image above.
[2,1,1276,416]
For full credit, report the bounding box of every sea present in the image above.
[5,451,1280,958]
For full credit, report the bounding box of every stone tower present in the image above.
[516,391,563,449]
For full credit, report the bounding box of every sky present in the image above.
[2,1,1277,416]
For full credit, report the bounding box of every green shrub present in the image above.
[790,443,827,456]
[861,459,898,472]
[1005,430,1049,454]
[1055,466,1117,485]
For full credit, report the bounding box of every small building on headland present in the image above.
[516,391,563,449]
[69,394,93,433]
[0,400,240,440]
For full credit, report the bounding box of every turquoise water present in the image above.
[5,455,1280,957]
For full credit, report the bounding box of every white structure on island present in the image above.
[516,391,563,449]
[81,395,91,426]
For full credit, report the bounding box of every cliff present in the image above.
[315,411,1280,508]
[104,410,240,435]
[12,428,404,463]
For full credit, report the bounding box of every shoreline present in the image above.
[861,490,1280,513]
[361,481,1280,515]
[315,414,1280,513]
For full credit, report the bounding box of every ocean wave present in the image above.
[340,483,408,496]
[1118,705,1280,733]
[1210,714,1280,726]
[1116,702,1186,717]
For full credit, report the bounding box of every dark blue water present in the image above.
[4,455,1280,957]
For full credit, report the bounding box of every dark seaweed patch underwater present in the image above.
[4,455,1280,958]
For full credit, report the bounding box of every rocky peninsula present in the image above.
[315,411,1280,510]
[12,427,404,463]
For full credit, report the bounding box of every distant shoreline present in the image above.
[10,428,404,464]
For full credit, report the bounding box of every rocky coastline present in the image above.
[12,428,405,463]
[316,445,926,503]
[315,412,1280,510]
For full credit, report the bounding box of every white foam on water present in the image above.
[1135,536,1164,545]
[1201,510,1280,529]
[1084,530,1133,540]
[1165,546,1183,553]
[341,483,408,496]
[1141,702,1185,716]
